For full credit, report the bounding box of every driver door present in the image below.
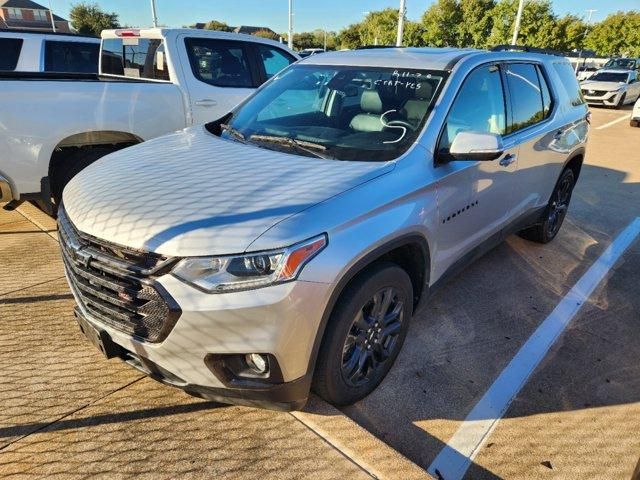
[434,63,519,270]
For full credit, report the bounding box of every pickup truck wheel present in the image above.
[312,263,413,406]
[51,146,115,206]
[520,168,575,244]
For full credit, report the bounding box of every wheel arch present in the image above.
[563,148,585,182]
[305,233,431,380]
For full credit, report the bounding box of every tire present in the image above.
[312,262,413,406]
[519,168,575,244]
[50,146,116,206]
[631,119,639,128]
[616,92,627,109]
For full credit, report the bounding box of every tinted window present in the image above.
[537,65,552,117]
[101,38,169,80]
[589,71,629,83]
[44,41,98,73]
[258,45,295,80]
[438,65,506,154]
[185,38,254,88]
[0,38,23,71]
[553,62,585,107]
[505,63,545,133]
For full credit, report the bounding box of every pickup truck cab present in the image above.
[0,28,298,212]
[0,29,99,73]
[60,47,589,410]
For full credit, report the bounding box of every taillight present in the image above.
[115,29,140,37]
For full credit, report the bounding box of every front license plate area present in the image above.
[75,309,120,359]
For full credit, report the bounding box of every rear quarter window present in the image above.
[44,41,99,73]
[553,62,585,107]
[0,38,23,71]
[184,37,255,88]
[101,38,170,80]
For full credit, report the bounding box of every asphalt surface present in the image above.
[0,106,638,479]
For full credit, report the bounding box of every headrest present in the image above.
[220,55,242,75]
[360,90,383,114]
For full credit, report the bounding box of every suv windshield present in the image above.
[589,71,629,83]
[603,58,636,70]
[223,64,447,161]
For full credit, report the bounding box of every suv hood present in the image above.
[63,126,394,256]
[580,80,626,92]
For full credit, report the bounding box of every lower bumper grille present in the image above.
[58,207,180,342]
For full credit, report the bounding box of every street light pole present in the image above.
[511,0,525,45]
[288,0,293,50]
[574,9,597,74]
[150,0,158,27]
[396,0,406,47]
[48,0,56,32]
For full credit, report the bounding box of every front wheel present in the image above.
[520,168,575,244]
[312,263,413,406]
[616,92,627,108]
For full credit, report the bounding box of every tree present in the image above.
[421,0,462,47]
[403,21,426,47]
[69,2,118,36]
[487,0,557,48]
[360,8,399,46]
[584,11,640,57]
[205,20,233,32]
[337,23,362,50]
[551,15,586,52]
[458,0,495,48]
[254,29,279,41]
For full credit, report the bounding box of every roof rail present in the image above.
[0,28,98,39]
[356,45,405,50]
[490,45,564,57]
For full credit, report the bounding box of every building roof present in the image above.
[0,0,67,21]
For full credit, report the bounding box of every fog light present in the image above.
[245,353,269,374]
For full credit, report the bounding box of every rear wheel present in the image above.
[312,263,413,405]
[519,168,575,244]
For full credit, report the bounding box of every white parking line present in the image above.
[596,113,632,130]
[428,217,640,480]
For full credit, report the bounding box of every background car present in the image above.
[580,69,640,108]
[631,98,640,127]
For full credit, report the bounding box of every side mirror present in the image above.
[449,131,505,161]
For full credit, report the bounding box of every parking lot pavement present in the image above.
[0,205,426,479]
[340,105,640,478]
[1,106,638,479]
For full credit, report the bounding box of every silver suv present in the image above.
[60,48,589,410]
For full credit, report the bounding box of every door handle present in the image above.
[499,153,516,167]
[194,99,217,107]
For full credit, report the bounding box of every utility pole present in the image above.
[323,30,327,51]
[288,0,293,50]
[48,0,56,32]
[511,0,525,45]
[396,0,406,47]
[150,0,158,27]
[574,9,597,74]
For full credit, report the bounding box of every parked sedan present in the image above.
[580,69,640,108]
[631,98,640,127]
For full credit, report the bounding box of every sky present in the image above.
[50,0,639,33]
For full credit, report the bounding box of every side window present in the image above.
[505,63,545,133]
[44,41,99,74]
[0,38,23,71]
[257,45,295,80]
[438,65,506,154]
[101,38,169,80]
[185,38,254,88]
[553,62,585,107]
[536,65,553,117]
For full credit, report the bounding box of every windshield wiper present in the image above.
[220,123,248,144]
[249,134,333,160]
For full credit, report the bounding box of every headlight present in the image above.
[172,234,327,293]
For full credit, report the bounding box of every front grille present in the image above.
[58,207,181,343]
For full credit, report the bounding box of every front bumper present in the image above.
[69,271,332,411]
[582,90,624,106]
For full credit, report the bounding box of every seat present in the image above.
[400,81,434,127]
[349,90,385,132]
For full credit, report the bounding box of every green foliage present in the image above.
[205,20,233,32]
[360,8,399,46]
[421,0,462,47]
[584,11,640,57]
[337,23,362,50]
[69,2,119,36]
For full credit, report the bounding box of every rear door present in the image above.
[180,37,260,124]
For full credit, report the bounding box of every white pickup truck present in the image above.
[0,29,99,73]
[0,28,298,212]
